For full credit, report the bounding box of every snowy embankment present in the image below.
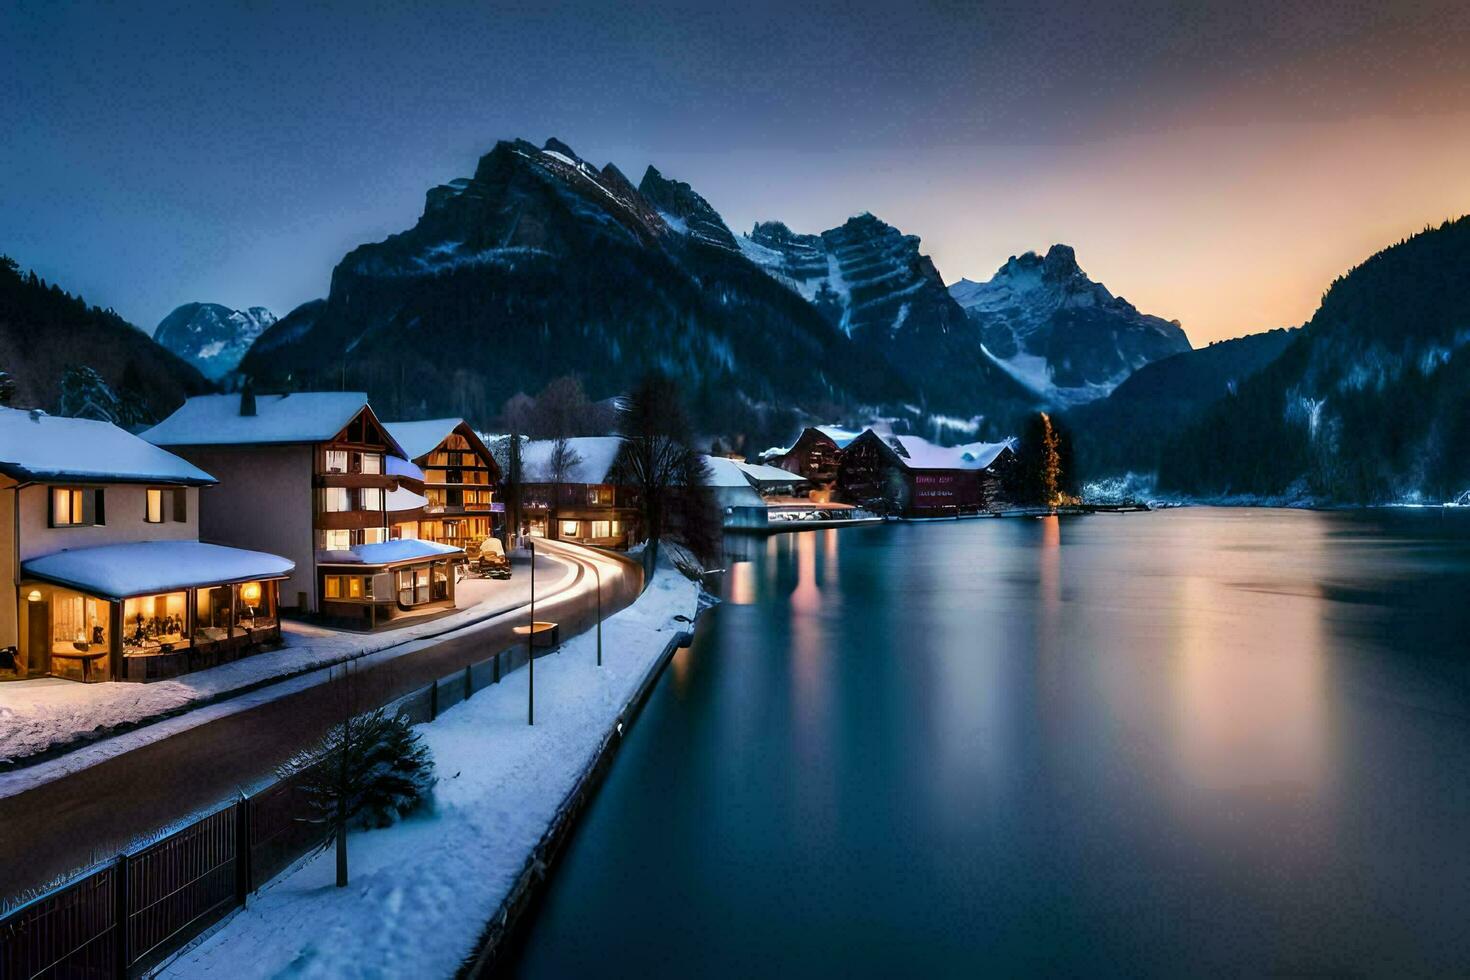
[159,560,703,980]
[0,556,571,767]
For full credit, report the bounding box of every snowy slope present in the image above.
[154,303,277,380]
[949,245,1190,406]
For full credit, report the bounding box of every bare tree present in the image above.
[548,434,584,521]
[493,432,526,546]
[616,372,716,571]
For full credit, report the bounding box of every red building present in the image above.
[835,430,1017,518]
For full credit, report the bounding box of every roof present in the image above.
[732,460,812,486]
[702,457,766,508]
[884,433,1014,471]
[521,436,624,484]
[318,539,463,567]
[0,407,216,486]
[702,456,754,488]
[22,541,293,599]
[814,425,862,449]
[142,392,404,454]
[387,455,425,481]
[383,418,479,464]
[385,486,429,512]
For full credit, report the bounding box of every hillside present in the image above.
[0,256,213,423]
[1157,217,1470,502]
[1067,327,1297,478]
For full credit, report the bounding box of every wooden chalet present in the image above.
[836,429,1018,518]
[384,418,503,550]
[768,426,862,501]
[144,392,463,630]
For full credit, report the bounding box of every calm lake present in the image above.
[508,508,1470,977]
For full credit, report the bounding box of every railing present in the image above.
[0,642,530,978]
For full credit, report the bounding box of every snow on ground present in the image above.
[0,557,572,766]
[160,561,701,980]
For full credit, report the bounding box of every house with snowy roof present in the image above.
[143,391,462,629]
[835,429,1018,518]
[0,406,294,683]
[383,418,502,550]
[518,436,641,548]
[766,426,863,497]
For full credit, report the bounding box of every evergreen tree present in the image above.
[279,705,435,888]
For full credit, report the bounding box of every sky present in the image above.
[3,0,1469,347]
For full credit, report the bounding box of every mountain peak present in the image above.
[542,137,581,161]
[1042,243,1080,279]
[154,302,277,381]
[637,165,737,250]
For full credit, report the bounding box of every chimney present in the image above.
[239,381,257,417]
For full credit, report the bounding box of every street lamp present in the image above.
[593,560,602,668]
[527,538,535,726]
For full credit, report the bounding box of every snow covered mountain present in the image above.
[154,302,276,380]
[734,213,1040,426]
[242,138,910,446]
[949,245,1190,405]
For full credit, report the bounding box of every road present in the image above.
[0,540,643,902]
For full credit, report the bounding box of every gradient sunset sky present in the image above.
[4,0,1468,346]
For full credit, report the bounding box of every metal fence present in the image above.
[0,643,522,979]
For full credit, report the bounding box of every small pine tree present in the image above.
[0,369,15,406]
[279,706,435,887]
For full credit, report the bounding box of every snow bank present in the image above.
[159,561,702,979]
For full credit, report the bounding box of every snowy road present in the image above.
[0,541,642,903]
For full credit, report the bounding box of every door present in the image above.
[27,596,50,676]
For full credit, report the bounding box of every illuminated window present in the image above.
[590,520,611,538]
[145,488,165,523]
[561,520,580,537]
[324,575,372,600]
[50,487,102,527]
[361,487,384,510]
[322,487,350,513]
[324,450,348,473]
[362,526,388,544]
[324,529,351,551]
[359,453,382,475]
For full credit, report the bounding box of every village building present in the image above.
[836,429,1018,518]
[383,418,503,549]
[1,406,293,683]
[703,456,771,530]
[520,436,641,548]
[143,392,462,630]
[765,425,862,501]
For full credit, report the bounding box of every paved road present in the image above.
[0,541,643,901]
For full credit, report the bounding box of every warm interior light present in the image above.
[240,582,262,605]
[26,590,42,602]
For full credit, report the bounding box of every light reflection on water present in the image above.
[511,508,1470,978]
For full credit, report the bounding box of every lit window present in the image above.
[50,487,100,527]
[145,488,165,523]
[610,520,621,535]
[590,520,611,538]
[325,450,348,473]
[561,520,580,537]
[360,453,382,475]
[362,526,388,544]
[322,487,350,512]
[361,487,384,510]
[324,529,351,551]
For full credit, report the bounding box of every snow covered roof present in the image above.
[702,457,767,508]
[731,460,811,486]
[0,407,216,486]
[383,418,481,463]
[702,456,754,488]
[815,425,862,449]
[885,433,1014,471]
[318,539,463,567]
[521,436,625,484]
[143,393,405,454]
[387,455,425,481]
[22,541,293,599]
[385,486,429,513]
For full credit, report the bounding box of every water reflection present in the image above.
[512,509,1470,978]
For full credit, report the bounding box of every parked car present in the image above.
[470,537,512,579]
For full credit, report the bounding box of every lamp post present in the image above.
[593,560,602,667]
[527,538,535,726]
